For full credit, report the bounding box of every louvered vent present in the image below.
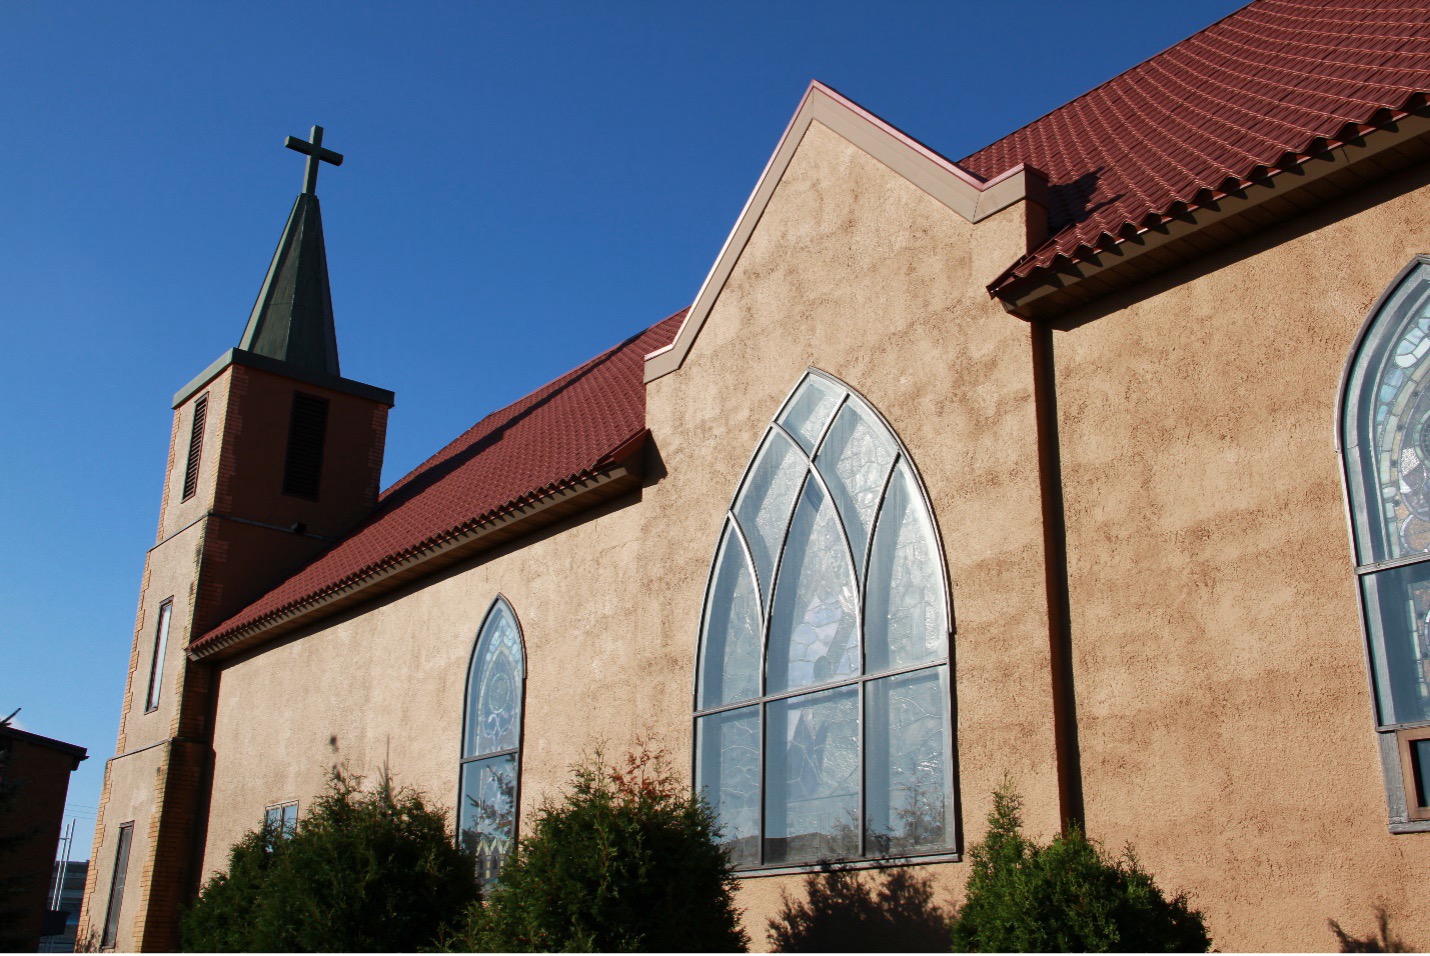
[181,394,208,502]
[282,392,329,500]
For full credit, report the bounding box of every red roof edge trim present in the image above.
[987,95,1427,301]
[188,456,641,660]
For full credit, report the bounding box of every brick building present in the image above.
[2,723,87,952]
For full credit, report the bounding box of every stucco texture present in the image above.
[1050,165,1430,950]
[203,120,1054,949]
[198,124,1430,952]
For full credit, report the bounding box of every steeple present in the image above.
[239,126,345,376]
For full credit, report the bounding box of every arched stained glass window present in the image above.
[1344,258,1430,727]
[1343,256,1430,826]
[459,597,524,882]
[695,370,954,868]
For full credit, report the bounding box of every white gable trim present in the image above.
[644,80,1045,382]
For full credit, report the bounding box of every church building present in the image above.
[79,1,1430,950]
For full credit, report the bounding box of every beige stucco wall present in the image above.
[203,119,1055,949]
[1050,165,1430,951]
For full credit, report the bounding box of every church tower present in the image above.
[77,128,394,952]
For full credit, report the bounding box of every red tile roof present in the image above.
[192,309,685,650]
[962,0,1430,295]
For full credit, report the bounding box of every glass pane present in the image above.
[1345,266,1430,564]
[866,461,947,673]
[465,604,523,758]
[102,824,132,949]
[734,430,807,604]
[777,375,842,454]
[145,601,172,712]
[1361,562,1430,725]
[765,687,859,865]
[282,803,298,835]
[696,708,761,868]
[815,401,898,577]
[768,479,859,693]
[699,524,763,708]
[865,668,950,856]
[459,754,517,884]
[1412,738,1430,809]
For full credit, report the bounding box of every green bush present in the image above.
[446,745,747,953]
[182,768,479,952]
[949,784,1210,953]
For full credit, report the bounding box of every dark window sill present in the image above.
[733,851,961,879]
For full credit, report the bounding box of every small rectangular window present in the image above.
[282,393,328,501]
[181,393,208,502]
[101,822,133,950]
[264,801,299,839]
[1399,727,1430,822]
[144,600,173,714]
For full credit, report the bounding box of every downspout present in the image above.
[1031,319,1085,831]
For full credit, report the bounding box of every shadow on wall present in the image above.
[1330,907,1416,953]
[767,864,951,953]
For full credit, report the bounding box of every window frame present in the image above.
[181,392,208,502]
[100,821,133,951]
[281,391,329,501]
[1337,254,1430,832]
[143,599,174,714]
[458,595,527,883]
[692,368,958,874]
[263,800,299,838]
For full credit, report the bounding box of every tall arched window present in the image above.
[460,597,525,880]
[1342,256,1430,825]
[695,369,955,868]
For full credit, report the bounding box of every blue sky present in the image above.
[0,1,1244,855]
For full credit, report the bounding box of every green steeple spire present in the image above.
[239,126,344,376]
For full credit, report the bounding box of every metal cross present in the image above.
[284,125,343,195]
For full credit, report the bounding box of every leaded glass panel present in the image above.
[768,478,859,694]
[698,524,762,709]
[734,430,807,603]
[1361,563,1430,726]
[461,598,524,884]
[764,687,860,865]
[465,603,523,758]
[815,401,898,575]
[865,461,947,673]
[1413,739,1430,808]
[777,375,841,454]
[865,668,950,855]
[458,754,516,885]
[1346,266,1430,565]
[696,707,761,867]
[695,370,952,869]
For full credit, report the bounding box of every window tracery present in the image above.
[695,370,954,868]
[1343,256,1430,824]
[459,597,524,882]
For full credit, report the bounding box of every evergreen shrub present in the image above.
[182,768,478,952]
[447,744,748,953]
[949,784,1211,953]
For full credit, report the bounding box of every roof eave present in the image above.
[187,441,649,663]
[993,104,1430,322]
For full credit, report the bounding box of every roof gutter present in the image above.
[993,102,1430,321]
[188,438,649,663]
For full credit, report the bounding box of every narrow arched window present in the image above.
[695,369,954,868]
[459,597,525,880]
[1343,256,1430,825]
